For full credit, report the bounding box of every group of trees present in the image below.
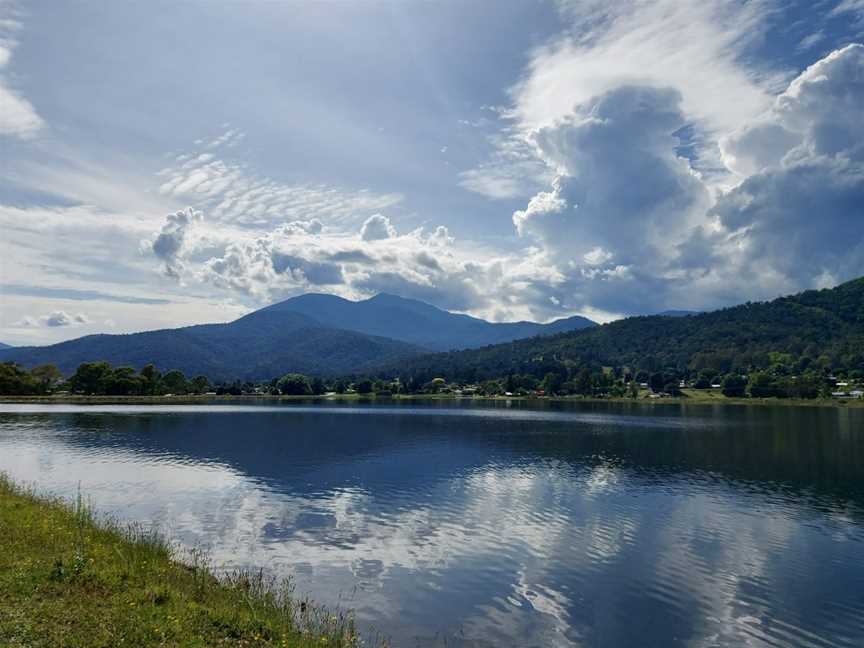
[266,374,391,396]
[0,362,64,395]
[0,361,212,396]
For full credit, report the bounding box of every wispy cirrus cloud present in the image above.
[0,3,43,137]
[0,284,173,305]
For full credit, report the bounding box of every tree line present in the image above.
[0,361,390,398]
[0,362,211,396]
[0,358,854,401]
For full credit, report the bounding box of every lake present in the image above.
[1,400,863,647]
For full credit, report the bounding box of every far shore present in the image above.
[1,390,862,409]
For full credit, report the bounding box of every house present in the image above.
[850,390,864,399]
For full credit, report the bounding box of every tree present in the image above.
[574,368,593,395]
[189,375,211,394]
[0,362,36,395]
[748,372,778,398]
[277,373,312,395]
[663,381,682,397]
[353,378,373,394]
[721,374,747,398]
[161,369,188,395]
[649,372,666,393]
[541,372,563,395]
[310,376,326,395]
[787,372,820,399]
[140,364,162,395]
[30,364,63,394]
[68,362,112,394]
[480,379,502,396]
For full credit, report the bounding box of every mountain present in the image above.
[0,342,11,350]
[260,292,596,350]
[384,277,864,381]
[0,293,594,380]
[0,309,423,381]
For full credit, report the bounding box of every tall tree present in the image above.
[30,364,63,394]
[68,362,112,394]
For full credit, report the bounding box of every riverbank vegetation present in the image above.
[2,357,863,405]
[0,475,363,647]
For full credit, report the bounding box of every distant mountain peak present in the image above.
[250,291,596,351]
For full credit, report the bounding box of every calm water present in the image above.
[1,401,863,647]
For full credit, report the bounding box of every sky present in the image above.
[1,0,864,345]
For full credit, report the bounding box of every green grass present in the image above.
[0,475,366,647]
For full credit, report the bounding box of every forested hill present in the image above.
[385,278,864,382]
[0,310,424,381]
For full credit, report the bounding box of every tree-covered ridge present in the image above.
[385,278,864,385]
[0,310,425,381]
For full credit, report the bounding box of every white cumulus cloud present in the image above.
[360,214,396,241]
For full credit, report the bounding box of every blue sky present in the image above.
[1,0,863,345]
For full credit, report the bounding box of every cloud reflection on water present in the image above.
[1,403,863,646]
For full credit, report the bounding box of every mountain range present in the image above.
[0,293,596,380]
[388,277,864,381]
[259,293,595,350]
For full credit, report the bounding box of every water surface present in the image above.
[1,400,863,647]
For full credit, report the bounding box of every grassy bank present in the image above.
[0,475,362,647]
[0,391,862,408]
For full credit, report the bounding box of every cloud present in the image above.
[710,44,864,290]
[0,284,173,305]
[458,131,552,200]
[189,213,525,315]
[514,1,778,137]
[147,207,203,279]
[271,252,344,285]
[514,85,710,272]
[16,310,90,328]
[157,133,403,228]
[360,214,396,241]
[505,44,864,315]
[461,0,784,201]
[0,8,43,138]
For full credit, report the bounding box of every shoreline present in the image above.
[1,391,862,409]
[0,473,363,647]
